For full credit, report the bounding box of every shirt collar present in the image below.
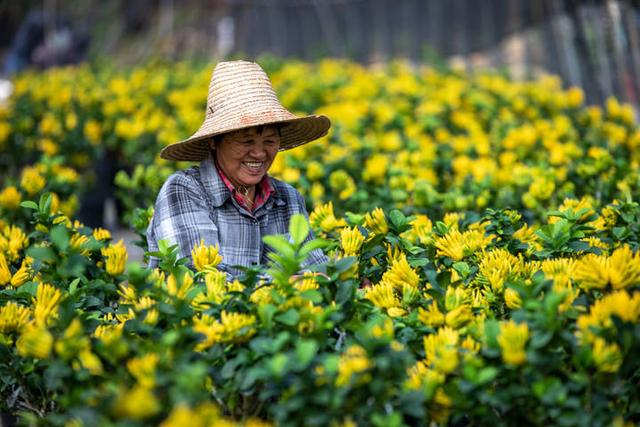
[199,152,231,207]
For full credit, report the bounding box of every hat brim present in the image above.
[160,114,331,161]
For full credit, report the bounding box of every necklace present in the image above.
[237,185,254,209]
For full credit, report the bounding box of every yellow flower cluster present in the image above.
[336,345,373,386]
[101,239,128,276]
[193,311,257,351]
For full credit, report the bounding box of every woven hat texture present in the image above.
[160,60,331,161]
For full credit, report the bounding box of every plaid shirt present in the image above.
[146,153,327,277]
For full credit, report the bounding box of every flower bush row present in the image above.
[0,190,639,426]
[1,59,639,222]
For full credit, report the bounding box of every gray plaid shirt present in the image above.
[146,153,327,277]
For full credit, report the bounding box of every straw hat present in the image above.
[160,60,331,161]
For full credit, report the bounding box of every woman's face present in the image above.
[214,126,281,187]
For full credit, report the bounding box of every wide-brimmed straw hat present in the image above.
[160,60,331,161]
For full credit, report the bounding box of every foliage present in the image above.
[0,194,639,425]
[1,59,639,223]
[1,58,640,425]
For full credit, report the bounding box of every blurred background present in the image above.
[1,0,640,108]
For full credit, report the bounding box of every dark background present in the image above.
[1,0,639,107]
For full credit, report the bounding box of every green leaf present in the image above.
[452,261,470,278]
[258,304,277,329]
[476,367,498,384]
[26,246,56,263]
[275,308,300,326]
[39,193,53,214]
[345,212,364,225]
[289,214,310,246]
[300,289,323,303]
[295,340,318,367]
[268,353,288,377]
[299,239,329,259]
[68,278,80,294]
[50,225,70,251]
[263,235,295,258]
[20,201,38,210]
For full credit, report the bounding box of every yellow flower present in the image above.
[461,336,480,354]
[10,257,32,287]
[513,223,541,251]
[0,252,11,286]
[418,301,445,328]
[445,305,473,329]
[218,311,256,342]
[113,385,161,420]
[363,207,388,236]
[127,353,159,388]
[406,360,445,391]
[33,282,63,325]
[403,214,433,245]
[497,320,529,366]
[306,161,324,180]
[477,249,518,292]
[576,290,640,343]
[16,321,53,359]
[77,349,104,375]
[167,272,194,300]
[309,202,347,232]
[574,245,640,290]
[435,229,492,261]
[203,269,227,304]
[92,227,112,241]
[20,166,46,195]
[101,240,128,276]
[340,226,365,256]
[3,225,29,261]
[293,271,320,292]
[83,119,102,145]
[371,318,394,340]
[423,327,459,374]
[364,280,400,310]
[39,138,59,155]
[387,306,407,317]
[0,302,31,333]
[504,288,522,309]
[362,154,389,184]
[444,286,471,311]
[70,233,91,256]
[55,318,89,360]
[0,186,21,210]
[191,239,223,272]
[565,86,584,107]
[329,170,356,200]
[591,337,622,373]
[382,253,420,289]
[193,311,256,351]
[336,345,373,386]
[160,403,223,427]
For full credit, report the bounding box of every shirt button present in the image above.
[252,218,258,224]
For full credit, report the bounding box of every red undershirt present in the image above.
[215,161,275,212]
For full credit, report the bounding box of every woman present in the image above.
[146,60,330,278]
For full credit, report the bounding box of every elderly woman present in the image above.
[146,61,330,277]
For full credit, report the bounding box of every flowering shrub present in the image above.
[1,59,639,222]
[1,59,640,425]
[0,193,639,426]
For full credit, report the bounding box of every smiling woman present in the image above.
[212,125,281,211]
[146,61,331,278]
